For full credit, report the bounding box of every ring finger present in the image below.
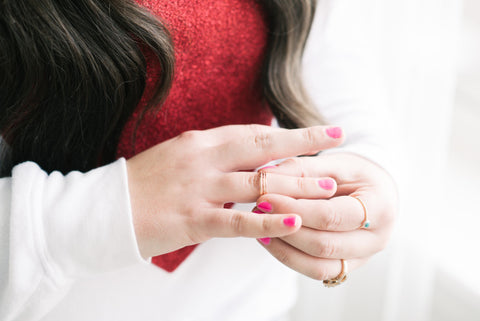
[213,172,337,203]
[256,194,376,231]
[279,227,386,259]
[258,237,368,281]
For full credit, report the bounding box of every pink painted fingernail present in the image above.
[253,209,264,214]
[326,127,342,139]
[258,237,271,245]
[283,216,296,227]
[318,179,335,190]
[257,201,272,212]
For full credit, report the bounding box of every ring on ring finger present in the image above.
[323,259,348,287]
[352,196,370,229]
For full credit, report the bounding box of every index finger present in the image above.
[201,124,284,145]
[211,126,345,171]
[201,208,302,239]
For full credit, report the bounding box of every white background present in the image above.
[292,0,480,320]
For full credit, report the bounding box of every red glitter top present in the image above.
[116,0,273,272]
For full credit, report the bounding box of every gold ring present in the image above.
[323,259,348,288]
[352,196,370,229]
[259,171,267,195]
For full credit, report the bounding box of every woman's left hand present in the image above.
[255,152,398,281]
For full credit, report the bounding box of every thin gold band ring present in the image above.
[259,171,267,196]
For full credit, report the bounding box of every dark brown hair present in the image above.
[0,0,321,175]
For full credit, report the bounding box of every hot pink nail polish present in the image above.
[318,179,335,190]
[283,216,296,227]
[257,201,272,212]
[326,127,342,139]
[252,209,264,214]
[258,237,271,245]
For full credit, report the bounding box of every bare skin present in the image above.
[126,124,397,281]
[256,152,397,280]
[126,124,344,259]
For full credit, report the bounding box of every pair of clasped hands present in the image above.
[127,125,397,280]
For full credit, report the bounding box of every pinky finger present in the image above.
[258,238,367,281]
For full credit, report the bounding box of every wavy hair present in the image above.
[0,0,321,175]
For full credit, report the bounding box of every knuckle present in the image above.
[184,217,204,243]
[261,216,273,233]
[302,127,319,150]
[178,130,202,144]
[296,177,307,193]
[221,174,238,192]
[321,202,342,230]
[253,132,272,150]
[245,173,258,191]
[284,157,307,177]
[183,206,197,220]
[246,124,265,135]
[200,212,220,237]
[275,247,291,266]
[229,212,245,235]
[312,264,330,281]
[315,238,338,258]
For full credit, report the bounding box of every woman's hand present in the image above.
[255,152,397,281]
[126,125,345,258]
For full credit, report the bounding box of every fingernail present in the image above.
[283,216,296,227]
[326,127,342,139]
[318,179,335,190]
[252,209,264,214]
[258,237,271,245]
[260,166,276,170]
[257,201,272,212]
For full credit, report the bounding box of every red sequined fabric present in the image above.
[116,0,273,272]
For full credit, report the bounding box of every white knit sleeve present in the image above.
[303,0,396,176]
[0,159,145,321]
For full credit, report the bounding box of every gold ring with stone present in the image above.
[323,259,348,288]
[352,196,370,229]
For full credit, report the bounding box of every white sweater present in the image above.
[0,1,394,320]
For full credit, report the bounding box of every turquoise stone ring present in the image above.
[352,196,370,229]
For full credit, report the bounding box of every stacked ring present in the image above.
[323,259,348,287]
[259,171,267,195]
[352,196,370,229]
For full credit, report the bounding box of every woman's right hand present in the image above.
[126,124,344,258]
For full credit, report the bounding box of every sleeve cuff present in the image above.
[12,158,147,281]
